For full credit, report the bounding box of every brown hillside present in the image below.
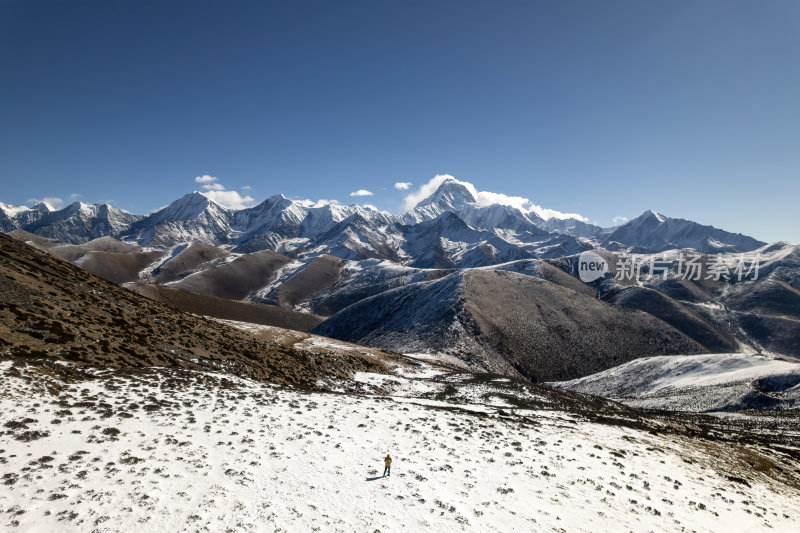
[152,242,230,283]
[128,283,324,332]
[0,233,390,386]
[272,254,344,309]
[169,249,292,299]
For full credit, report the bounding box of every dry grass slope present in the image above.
[152,242,230,283]
[271,254,344,309]
[169,250,292,300]
[128,283,324,332]
[75,250,167,284]
[0,233,389,386]
[463,270,706,381]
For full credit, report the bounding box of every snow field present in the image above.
[1,361,799,532]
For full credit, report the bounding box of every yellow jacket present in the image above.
[384,455,392,466]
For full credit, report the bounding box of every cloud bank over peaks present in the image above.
[402,174,588,221]
[194,175,217,184]
[26,196,65,210]
[194,175,255,210]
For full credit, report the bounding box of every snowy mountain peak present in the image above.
[5,187,769,255]
[624,210,669,229]
[605,209,766,253]
[250,194,295,212]
[416,178,476,209]
[30,202,53,213]
[98,203,129,215]
[642,209,666,223]
[234,194,302,230]
[55,201,130,220]
[158,191,223,221]
[62,201,95,215]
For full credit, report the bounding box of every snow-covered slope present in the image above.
[551,353,800,411]
[1,202,50,230]
[0,202,31,232]
[2,357,799,532]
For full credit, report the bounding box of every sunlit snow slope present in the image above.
[1,358,798,532]
[552,353,800,411]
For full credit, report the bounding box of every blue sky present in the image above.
[1,1,798,242]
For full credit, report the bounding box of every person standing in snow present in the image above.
[383,453,392,477]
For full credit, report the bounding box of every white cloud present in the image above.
[474,190,532,212]
[612,216,629,226]
[241,185,252,191]
[362,204,379,211]
[394,181,412,190]
[528,204,588,222]
[192,175,254,210]
[202,189,255,210]
[69,193,82,200]
[27,196,64,210]
[349,189,374,197]
[403,174,588,221]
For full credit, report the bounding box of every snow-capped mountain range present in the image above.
[2,193,798,533]
[1,178,767,267]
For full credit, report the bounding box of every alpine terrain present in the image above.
[2,178,799,532]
